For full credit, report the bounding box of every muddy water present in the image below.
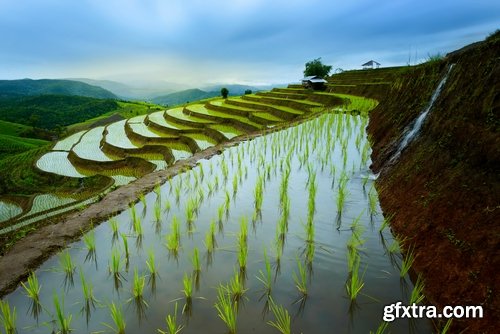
[4,113,432,333]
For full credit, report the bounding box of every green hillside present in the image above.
[0,79,116,99]
[0,95,119,130]
[152,88,218,106]
[0,134,48,160]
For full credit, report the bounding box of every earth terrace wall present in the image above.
[203,102,273,126]
[367,36,499,333]
[183,106,260,133]
[224,99,298,121]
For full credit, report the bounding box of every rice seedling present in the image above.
[146,249,158,277]
[192,248,201,273]
[109,247,123,287]
[400,245,416,277]
[256,250,272,295]
[130,203,137,224]
[409,274,425,304]
[369,321,389,334]
[336,184,349,215]
[214,284,237,334]
[368,186,378,215]
[0,300,16,334]
[21,271,42,315]
[158,302,184,334]
[254,175,264,212]
[139,192,147,207]
[232,173,238,195]
[237,239,248,272]
[110,217,119,240]
[347,247,360,273]
[53,292,72,334]
[239,216,248,244]
[440,318,453,334]
[305,241,315,266]
[217,203,225,222]
[104,302,126,334]
[181,273,193,301]
[379,213,393,233]
[131,268,147,304]
[345,256,365,301]
[225,190,231,212]
[205,228,215,254]
[59,250,76,285]
[80,268,98,312]
[154,201,162,222]
[83,228,96,254]
[165,199,171,212]
[120,232,130,261]
[132,212,143,236]
[293,258,308,297]
[228,269,248,301]
[165,216,181,255]
[267,297,291,334]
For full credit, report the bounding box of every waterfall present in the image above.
[389,64,455,163]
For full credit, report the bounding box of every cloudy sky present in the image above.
[0,0,498,87]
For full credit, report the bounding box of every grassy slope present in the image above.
[360,34,499,333]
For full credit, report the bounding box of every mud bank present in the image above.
[365,34,499,333]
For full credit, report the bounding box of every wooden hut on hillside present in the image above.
[301,75,327,90]
[362,60,381,69]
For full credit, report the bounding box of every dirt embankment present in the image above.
[366,35,499,333]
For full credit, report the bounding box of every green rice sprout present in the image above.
[192,248,201,273]
[132,213,143,236]
[21,271,41,312]
[388,240,399,254]
[214,284,237,334]
[345,257,366,301]
[130,204,137,225]
[239,216,248,245]
[225,190,231,212]
[166,216,181,255]
[80,268,98,311]
[131,268,147,302]
[158,302,184,334]
[205,228,215,253]
[217,203,225,223]
[121,232,130,260]
[368,187,378,215]
[292,258,308,296]
[400,245,416,277]
[104,302,126,334]
[379,213,393,233]
[267,297,291,334]
[83,228,96,254]
[228,269,248,301]
[109,247,123,284]
[337,185,349,215]
[181,273,193,301]
[0,300,16,334]
[409,274,425,304]
[237,238,248,271]
[154,201,162,222]
[165,199,171,213]
[110,218,119,239]
[154,183,161,199]
[440,318,453,334]
[256,249,272,295]
[146,249,158,277]
[369,321,389,334]
[59,250,76,283]
[53,292,72,334]
[139,192,147,207]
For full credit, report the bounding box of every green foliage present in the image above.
[158,302,184,334]
[303,57,332,78]
[0,95,119,130]
[214,284,237,334]
[0,299,16,334]
[221,87,229,99]
[267,297,291,334]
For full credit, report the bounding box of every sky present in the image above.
[0,0,498,87]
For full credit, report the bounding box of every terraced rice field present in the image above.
[0,201,22,223]
[2,88,360,233]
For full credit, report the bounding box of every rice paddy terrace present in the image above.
[0,90,350,237]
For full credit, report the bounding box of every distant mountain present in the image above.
[151,84,284,106]
[152,89,218,106]
[71,78,188,100]
[0,79,117,99]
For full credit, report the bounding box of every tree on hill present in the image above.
[303,58,332,78]
[244,89,252,95]
[221,87,229,99]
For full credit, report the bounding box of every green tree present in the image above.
[244,89,252,95]
[221,87,229,99]
[303,58,332,78]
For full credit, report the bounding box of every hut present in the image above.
[301,75,327,90]
[362,60,381,69]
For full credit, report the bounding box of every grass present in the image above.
[181,273,193,301]
[121,232,130,261]
[109,247,123,282]
[80,268,98,311]
[0,300,16,334]
[59,250,76,282]
[192,247,201,273]
[53,292,72,334]
[132,268,147,302]
[110,218,119,239]
[214,284,238,334]
[146,249,158,277]
[158,302,184,334]
[237,237,248,271]
[228,269,248,301]
[267,297,291,334]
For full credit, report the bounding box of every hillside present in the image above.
[327,32,499,333]
[152,88,218,106]
[0,95,119,130]
[0,79,116,99]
